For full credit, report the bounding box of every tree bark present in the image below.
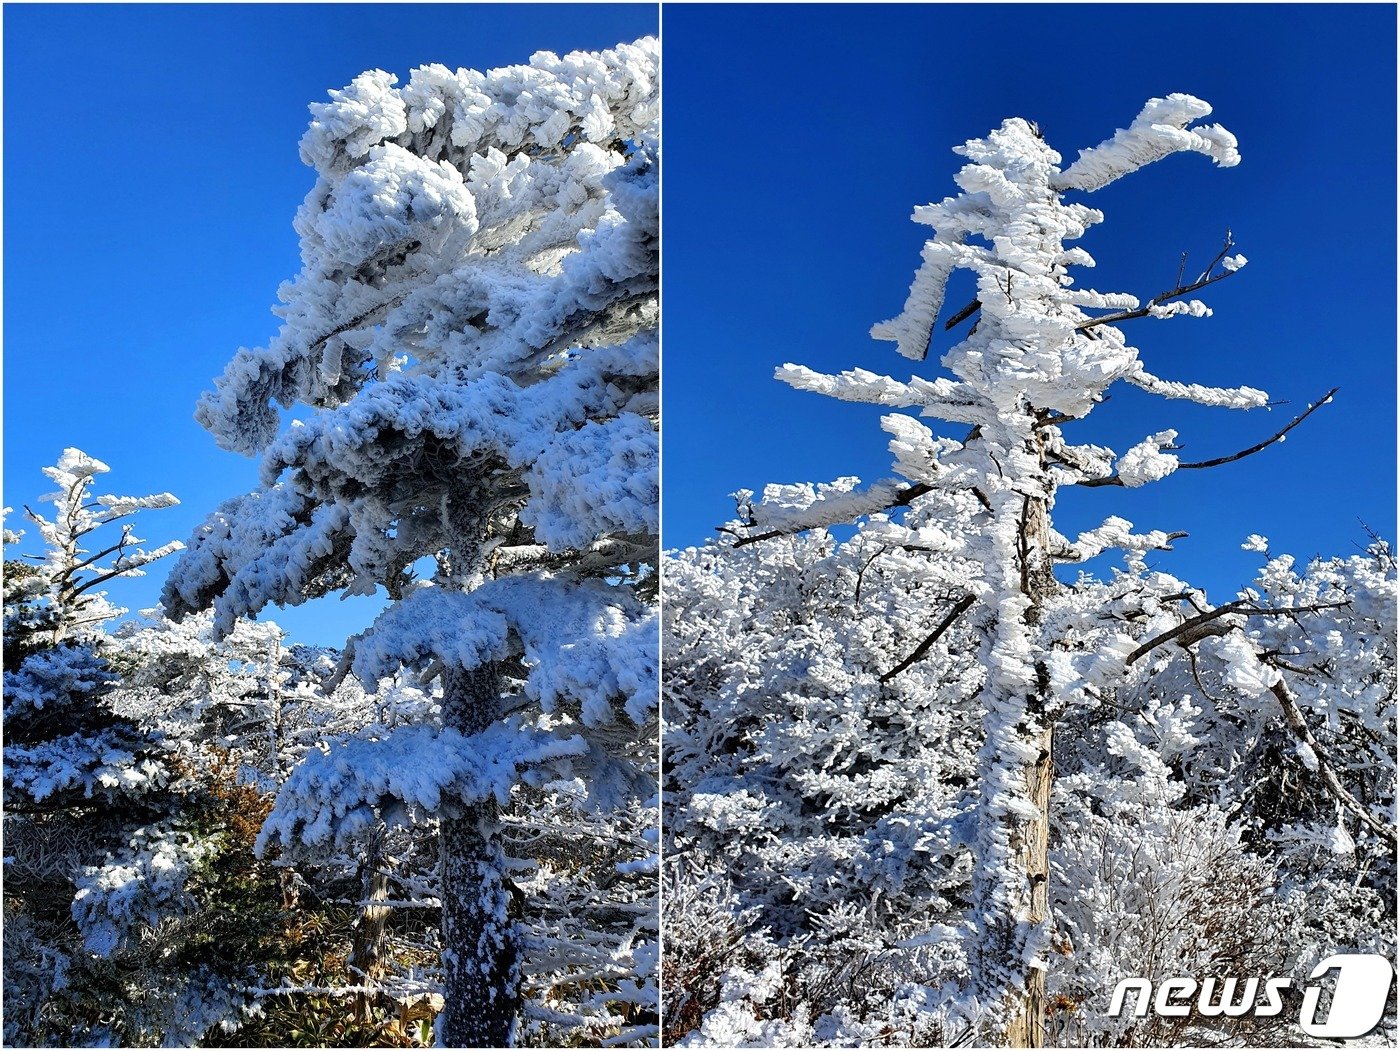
[1002,723,1052,1048]
[437,663,520,1048]
[350,823,393,1024]
[974,426,1055,1048]
[1003,436,1055,1049]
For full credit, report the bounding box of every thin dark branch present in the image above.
[726,528,785,549]
[727,483,934,549]
[880,593,977,683]
[1127,599,1351,666]
[71,567,138,598]
[854,547,887,605]
[1077,232,1239,332]
[1175,387,1338,471]
[1078,388,1338,488]
[66,534,136,577]
[1186,647,1220,703]
[944,298,981,331]
[1196,230,1236,284]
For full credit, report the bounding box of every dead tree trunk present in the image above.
[437,662,520,1047]
[1003,438,1055,1049]
[1002,722,1052,1048]
[974,425,1056,1048]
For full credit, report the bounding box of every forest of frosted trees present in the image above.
[1,22,1394,1051]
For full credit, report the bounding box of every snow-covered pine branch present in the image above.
[17,448,183,645]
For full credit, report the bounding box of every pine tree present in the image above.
[163,41,659,1046]
[2,450,207,1045]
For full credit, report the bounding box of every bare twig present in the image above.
[880,593,977,683]
[1079,388,1338,488]
[1077,232,1240,332]
[854,547,887,605]
[1269,676,1398,847]
[1174,387,1338,471]
[945,298,981,331]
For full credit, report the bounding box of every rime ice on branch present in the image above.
[736,95,1333,1044]
[163,40,659,1048]
[18,448,182,644]
[3,453,209,1045]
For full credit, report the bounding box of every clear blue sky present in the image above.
[4,4,1396,647]
[662,3,1397,603]
[3,4,658,646]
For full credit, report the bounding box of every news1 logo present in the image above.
[1107,954,1395,1039]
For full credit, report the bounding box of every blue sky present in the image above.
[662,3,1398,603]
[3,3,657,646]
[4,4,1396,649]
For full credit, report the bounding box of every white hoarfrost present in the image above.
[665,95,1391,1047]
[21,448,183,640]
[162,39,659,1046]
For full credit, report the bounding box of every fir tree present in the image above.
[2,450,207,1045]
[163,41,660,1046]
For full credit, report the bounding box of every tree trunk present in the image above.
[1003,436,1056,1049]
[437,663,520,1048]
[1002,723,1052,1047]
[973,426,1056,1048]
[350,823,393,1024]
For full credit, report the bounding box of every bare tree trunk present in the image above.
[1002,724,1052,1048]
[1005,435,1057,1049]
[350,823,393,1024]
[1006,434,1057,1048]
[437,663,520,1048]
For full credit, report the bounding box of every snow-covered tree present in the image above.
[8,449,181,650]
[2,451,214,1045]
[665,525,1395,1046]
[663,526,986,1044]
[163,40,659,1047]
[699,96,1375,1045]
[1045,538,1395,1046]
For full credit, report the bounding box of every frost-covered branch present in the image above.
[940,235,1245,340]
[1125,597,1352,666]
[879,592,977,682]
[1076,234,1245,332]
[1077,388,1337,488]
[1051,94,1240,193]
[1267,675,1398,847]
[725,480,934,549]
